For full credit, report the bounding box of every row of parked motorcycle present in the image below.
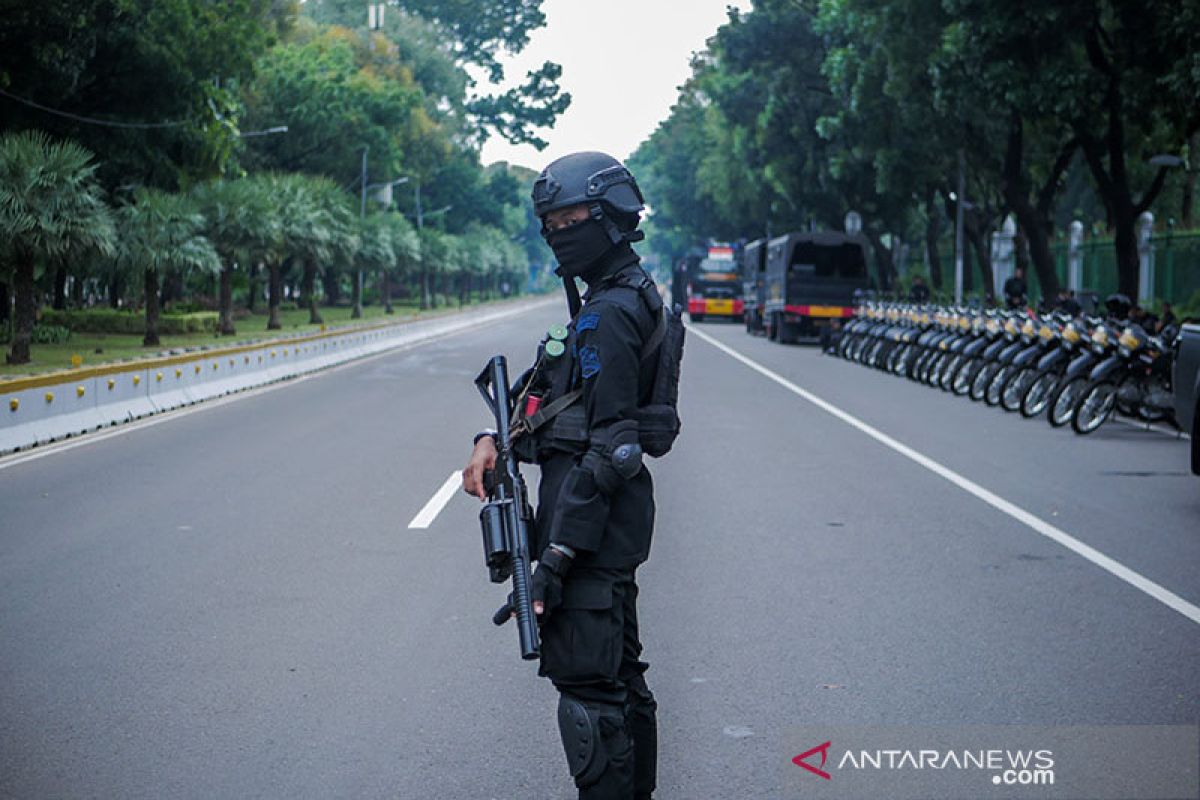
[832,294,1178,435]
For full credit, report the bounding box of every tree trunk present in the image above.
[246,263,258,312]
[267,260,283,330]
[303,260,323,324]
[53,264,67,310]
[0,279,10,325]
[350,269,363,319]
[382,269,393,314]
[1076,36,1171,302]
[108,274,122,309]
[1112,213,1139,299]
[1014,226,1031,278]
[6,254,36,365]
[143,268,161,347]
[70,271,84,307]
[923,187,943,290]
[420,267,430,309]
[218,265,236,335]
[965,226,993,302]
[1001,111,1062,300]
[864,230,894,292]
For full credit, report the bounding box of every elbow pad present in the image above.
[582,419,643,494]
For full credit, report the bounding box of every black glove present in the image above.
[531,546,572,621]
[491,546,573,626]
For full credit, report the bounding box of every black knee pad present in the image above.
[558,696,629,789]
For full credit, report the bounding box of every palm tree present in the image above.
[380,213,418,313]
[192,177,280,336]
[356,213,396,314]
[268,175,356,329]
[303,179,356,325]
[0,131,115,364]
[117,189,220,346]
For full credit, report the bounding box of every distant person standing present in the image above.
[1003,268,1027,309]
[909,275,931,304]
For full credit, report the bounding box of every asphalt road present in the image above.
[1,301,1197,799]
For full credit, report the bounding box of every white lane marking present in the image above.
[687,324,1200,627]
[0,298,554,472]
[408,471,462,529]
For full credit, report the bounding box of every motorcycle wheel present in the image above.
[970,362,998,402]
[984,365,1010,406]
[1020,370,1059,418]
[1000,367,1034,412]
[1048,376,1087,427]
[951,358,976,396]
[918,351,936,384]
[938,354,960,390]
[1072,380,1117,434]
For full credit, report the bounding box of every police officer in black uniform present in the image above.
[463,151,663,799]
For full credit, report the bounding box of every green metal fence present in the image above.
[901,230,1200,311]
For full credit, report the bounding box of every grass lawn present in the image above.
[1,297,514,380]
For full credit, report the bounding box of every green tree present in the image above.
[0,131,115,364]
[0,0,291,189]
[192,177,282,335]
[116,189,220,346]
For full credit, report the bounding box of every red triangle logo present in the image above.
[792,741,832,780]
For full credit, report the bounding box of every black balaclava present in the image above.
[545,218,613,279]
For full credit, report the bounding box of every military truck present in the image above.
[763,232,869,343]
[740,238,768,334]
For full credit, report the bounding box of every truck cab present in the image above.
[741,238,767,334]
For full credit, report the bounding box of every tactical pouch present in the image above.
[539,401,588,456]
[635,296,685,458]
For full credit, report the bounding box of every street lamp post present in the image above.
[355,145,408,318]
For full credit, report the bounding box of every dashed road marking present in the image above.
[408,471,462,529]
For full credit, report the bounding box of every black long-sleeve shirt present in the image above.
[534,251,659,569]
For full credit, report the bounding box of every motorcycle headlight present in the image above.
[1118,331,1140,350]
[1092,330,1108,345]
[1039,326,1054,341]
[1063,327,1081,344]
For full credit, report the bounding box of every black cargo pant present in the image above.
[539,567,657,800]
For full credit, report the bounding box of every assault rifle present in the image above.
[474,355,540,661]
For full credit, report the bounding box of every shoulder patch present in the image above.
[576,312,601,333]
[579,345,601,379]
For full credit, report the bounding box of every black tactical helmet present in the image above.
[532,151,645,238]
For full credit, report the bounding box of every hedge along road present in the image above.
[1,301,1197,799]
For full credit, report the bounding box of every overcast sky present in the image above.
[479,0,752,172]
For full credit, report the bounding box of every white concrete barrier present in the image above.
[0,298,553,455]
